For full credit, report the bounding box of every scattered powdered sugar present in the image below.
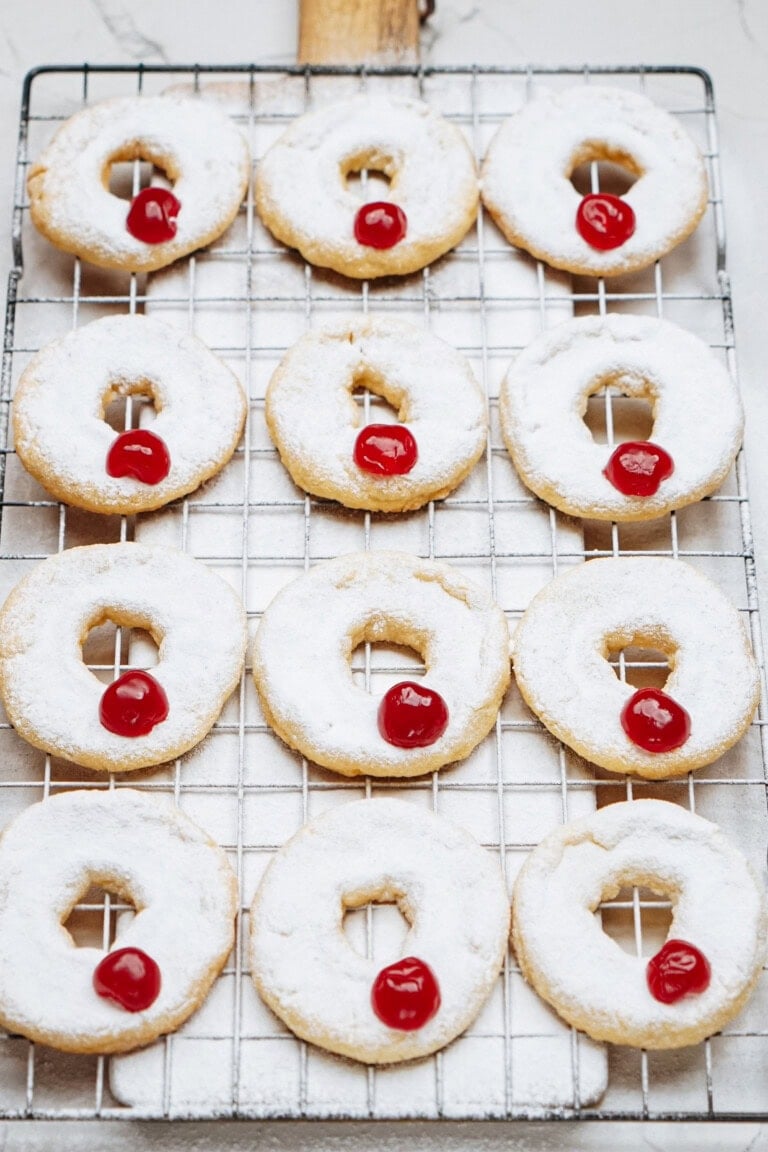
[250,797,510,1064]
[512,799,768,1048]
[0,788,237,1051]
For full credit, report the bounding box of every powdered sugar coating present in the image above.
[0,789,238,1053]
[13,314,247,515]
[27,95,250,272]
[500,313,743,521]
[252,551,511,777]
[481,86,708,276]
[250,798,510,1063]
[266,316,487,512]
[511,557,759,778]
[512,799,767,1048]
[255,95,479,278]
[0,543,247,772]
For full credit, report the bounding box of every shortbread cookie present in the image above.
[500,313,742,521]
[251,798,510,1064]
[13,314,247,515]
[482,86,708,277]
[511,557,759,778]
[252,551,511,777]
[512,800,767,1049]
[0,543,247,772]
[27,95,250,272]
[255,95,478,278]
[0,789,237,1054]
[266,316,486,512]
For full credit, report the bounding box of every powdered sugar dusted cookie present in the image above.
[511,557,759,778]
[255,95,478,278]
[27,95,250,272]
[499,313,743,521]
[0,543,247,772]
[0,788,237,1054]
[266,316,487,512]
[252,551,511,777]
[13,314,247,515]
[250,798,510,1064]
[512,800,767,1048]
[481,86,708,277]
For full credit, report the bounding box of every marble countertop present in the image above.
[1,2,768,1149]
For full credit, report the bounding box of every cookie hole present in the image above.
[343,899,410,961]
[599,884,674,958]
[82,622,160,685]
[351,374,402,426]
[63,885,136,950]
[351,641,425,693]
[570,159,638,198]
[584,392,654,445]
[108,162,172,201]
[345,167,393,199]
[103,391,158,434]
[607,645,672,691]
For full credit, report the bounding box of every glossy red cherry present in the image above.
[93,946,162,1012]
[354,424,418,476]
[99,670,169,737]
[126,187,180,244]
[603,441,674,498]
[106,429,171,486]
[377,681,449,748]
[354,201,407,249]
[620,687,691,753]
[371,956,441,1030]
[576,193,636,250]
[646,939,711,1004]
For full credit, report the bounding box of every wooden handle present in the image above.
[298,0,421,65]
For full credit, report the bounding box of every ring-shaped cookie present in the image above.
[511,557,760,778]
[255,95,479,278]
[481,86,708,277]
[252,551,511,777]
[0,789,237,1054]
[499,314,743,521]
[512,799,767,1049]
[27,95,250,272]
[13,314,247,515]
[0,543,247,772]
[266,317,487,512]
[250,798,510,1063]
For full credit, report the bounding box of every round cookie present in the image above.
[252,551,511,778]
[511,557,760,778]
[481,86,708,277]
[13,314,247,515]
[499,313,743,521]
[0,543,247,772]
[512,799,767,1049]
[255,95,479,278]
[250,798,510,1064]
[27,94,250,272]
[0,788,237,1054]
[266,316,487,512]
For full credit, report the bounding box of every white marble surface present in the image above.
[1,1,768,1148]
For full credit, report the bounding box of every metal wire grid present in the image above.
[0,62,765,1122]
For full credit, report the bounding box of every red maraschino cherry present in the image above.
[576,193,635,250]
[646,939,711,1004]
[621,687,690,753]
[106,429,171,486]
[354,201,407,249]
[126,187,180,244]
[603,441,674,498]
[377,681,449,748]
[354,424,418,476]
[99,669,169,737]
[371,956,441,1030]
[93,946,161,1012]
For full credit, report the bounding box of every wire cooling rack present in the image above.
[0,62,766,1123]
